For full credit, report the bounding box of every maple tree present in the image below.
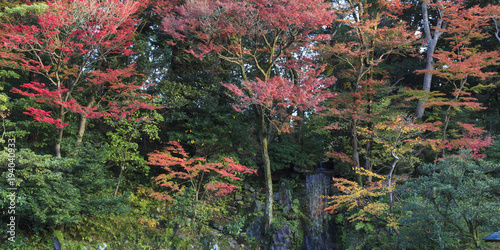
[358,115,430,210]
[405,0,498,159]
[0,0,159,157]
[148,141,257,202]
[326,115,430,235]
[416,0,500,119]
[321,0,417,182]
[324,0,498,239]
[158,0,336,229]
[325,167,399,230]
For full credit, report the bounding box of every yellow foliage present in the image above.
[137,217,158,228]
[354,166,386,180]
[326,168,399,229]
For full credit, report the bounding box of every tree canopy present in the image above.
[0,0,499,249]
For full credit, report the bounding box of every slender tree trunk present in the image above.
[114,167,124,197]
[55,107,65,158]
[365,99,373,181]
[365,140,372,182]
[76,96,95,144]
[55,128,63,158]
[387,155,399,212]
[261,110,273,232]
[440,79,466,157]
[351,120,362,185]
[263,134,273,231]
[77,115,87,144]
[493,18,500,43]
[0,116,5,144]
[416,2,445,119]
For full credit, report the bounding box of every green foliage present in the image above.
[106,111,162,170]
[397,153,500,249]
[104,111,163,196]
[482,135,500,162]
[268,119,328,172]
[4,95,55,153]
[0,145,128,232]
[162,187,226,229]
[0,148,80,231]
[128,185,164,219]
[54,230,107,250]
[0,2,48,17]
[71,144,129,217]
[0,69,15,113]
[0,66,25,144]
[0,233,52,249]
[67,214,175,249]
[269,136,311,172]
[224,216,245,236]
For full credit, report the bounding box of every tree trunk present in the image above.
[261,111,273,232]
[55,128,63,158]
[365,140,372,182]
[416,2,445,119]
[76,96,95,144]
[55,109,65,158]
[493,18,500,43]
[351,120,362,185]
[440,79,466,157]
[365,102,372,181]
[387,155,399,212]
[76,114,87,145]
[114,167,124,197]
[55,85,66,158]
[262,133,273,231]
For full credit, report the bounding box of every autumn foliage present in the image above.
[158,0,335,60]
[157,0,336,229]
[222,63,335,133]
[405,0,498,158]
[324,0,497,235]
[159,0,337,132]
[321,0,418,171]
[326,168,393,224]
[148,141,257,201]
[0,0,159,152]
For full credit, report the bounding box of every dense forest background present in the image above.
[1,0,500,249]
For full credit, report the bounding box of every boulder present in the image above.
[271,222,292,250]
[278,182,293,213]
[246,215,264,241]
[251,199,263,213]
[234,194,243,201]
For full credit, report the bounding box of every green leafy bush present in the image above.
[0,145,128,232]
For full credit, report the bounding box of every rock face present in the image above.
[234,194,243,201]
[246,214,264,242]
[278,181,293,213]
[271,222,292,250]
[210,220,224,231]
[251,199,264,213]
[305,173,332,250]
